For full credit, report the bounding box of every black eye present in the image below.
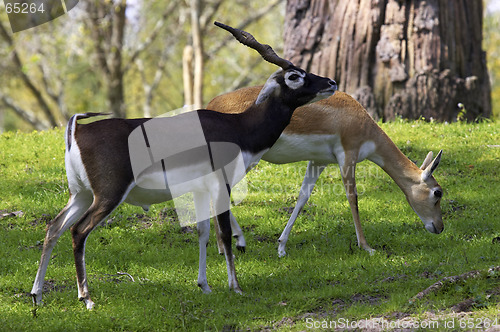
[288,74,300,81]
[434,190,442,198]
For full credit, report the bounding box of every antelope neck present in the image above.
[199,97,295,155]
[375,135,422,196]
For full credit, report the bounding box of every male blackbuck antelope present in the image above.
[208,88,443,257]
[30,22,337,309]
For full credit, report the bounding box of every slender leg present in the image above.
[71,199,120,309]
[230,211,246,252]
[213,217,225,255]
[212,183,242,293]
[193,191,211,293]
[196,219,211,293]
[214,211,246,255]
[278,161,326,257]
[31,193,92,306]
[217,210,242,294]
[340,154,374,254]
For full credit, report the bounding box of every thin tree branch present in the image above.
[0,93,50,130]
[206,0,284,59]
[145,47,170,115]
[409,266,500,303]
[199,0,224,32]
[159,69,184,110]
[36,60,60,106]
[224,57,262,93]
[104,271,135,282]
[84,0,111,76]
[0,21,58,127]
[123,0,181,73]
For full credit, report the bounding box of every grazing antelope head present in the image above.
[408,150,444,234]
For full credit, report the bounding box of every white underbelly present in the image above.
[263,133,340,164]
[125,185,173,207]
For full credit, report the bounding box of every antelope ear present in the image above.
[421,150,443,181]
[420,151,433,170]
[256,69,282,105]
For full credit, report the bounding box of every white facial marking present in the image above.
[429,187,442,200]
[285,70,305,90]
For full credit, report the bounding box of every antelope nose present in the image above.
[329,80,338,91]
[428,221,444,234]
[434,222,444,234]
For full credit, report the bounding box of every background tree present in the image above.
[83,0,127,118]
[284,0,491,121]
[183,0,284,109]
[0,19,65,129]
[0,0,285,131]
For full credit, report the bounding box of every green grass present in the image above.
[0,120,499,331]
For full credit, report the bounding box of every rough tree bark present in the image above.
[284,0,491,121]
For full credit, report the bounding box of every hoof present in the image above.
[31,293,43,306]
[85,301,95,310]
[198,283,212,294]
[278,244,287,258]
[234,235,246,251]
[80,297,95,310]
[361,245,376,255]
[236,245,246,253]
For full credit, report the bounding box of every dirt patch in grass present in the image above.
[297,293,389,320]
[30,213,53,227]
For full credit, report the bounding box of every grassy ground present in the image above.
[0,120,498,331]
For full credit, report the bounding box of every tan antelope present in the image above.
[207,87,443,257]
[30,22,337,309]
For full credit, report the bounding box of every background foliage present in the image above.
[0,0,285,131]
[1,0,500,131]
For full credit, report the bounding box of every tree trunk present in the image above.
[191,0,204,109]
[183,45,195,107]
[284,0,491,121]
[85,0,127,118]
[106,0,126,118]
[0,109,4,133]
